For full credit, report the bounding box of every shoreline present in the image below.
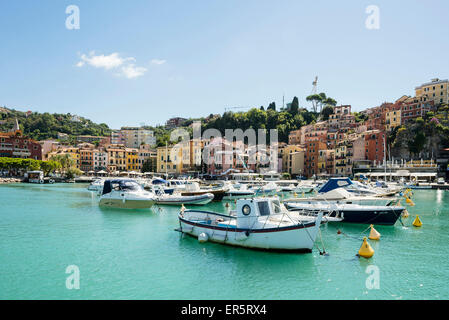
[0,177,24,184]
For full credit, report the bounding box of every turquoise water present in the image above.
[0,183,448,300]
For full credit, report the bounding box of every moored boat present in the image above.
[178,197,323,252]
[285,202,404,225]
[99,179,156,209]
[180,182,227,201]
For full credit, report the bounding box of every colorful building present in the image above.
[415,78,448,106]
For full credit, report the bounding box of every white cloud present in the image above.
[77,52,133,70]
[77,51,147,79]
[120,64,147,79]
[151,59,166,65]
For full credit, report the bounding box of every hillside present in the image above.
[0,107,111,141]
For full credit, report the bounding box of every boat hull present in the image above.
[99,198,155,209]
[285,203,403,225]
[223,192,255,200]
[181,189,225,201]
[156,194,213,205]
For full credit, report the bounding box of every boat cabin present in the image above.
[236,198,283,228]
[102,179,143,195]
[27,170,44,183]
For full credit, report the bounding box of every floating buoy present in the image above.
[405,198,415,206]
[402,209,409,218]
[413,215,422,227]
[225,202,229,208]
[358,237,374,258]
[368,224,381,241]
[293,192,298,198]
[180,204,185,213]
[302,192,305,197]
[198,232,209,243]
[337,229,342,235]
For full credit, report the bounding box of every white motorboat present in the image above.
[286,189,399,206]
[178,197,323,252]
[223,182,255,199]
[151,186,214,206]
[294,183,317,194]
[99,179,156,209]
[284,202,404,226]
[87,178,105,193]
[250,182,279,196]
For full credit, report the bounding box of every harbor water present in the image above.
[0,183,448,300]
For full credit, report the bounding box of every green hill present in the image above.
[0,107,111,141]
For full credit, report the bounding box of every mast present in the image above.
[383,134,387,182]
[165,141,168,178]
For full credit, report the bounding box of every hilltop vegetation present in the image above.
[0,107,111,141]
[389,104,449,158]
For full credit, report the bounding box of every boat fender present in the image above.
[358,237,374,259]
[198,232,208,243]
[413,215,422,227]
[368,224,381,241]
[181,204,186,213]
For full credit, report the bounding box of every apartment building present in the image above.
[121,127,156,148]
[282,145,304,176]
[106,145,127,172]
[415,78,448,105]
[288,129,302,145]
[304,141,327,177]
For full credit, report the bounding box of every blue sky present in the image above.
[0,0,448,129]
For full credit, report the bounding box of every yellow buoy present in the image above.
[413,215,422,227]
[181,204,186,213]
[402,209,409,218]
[302,192,305,197]
[368,224,381,241]
[293,192,298,198]
[358,237,374,259]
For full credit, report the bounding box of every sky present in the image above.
[0,0,448,129]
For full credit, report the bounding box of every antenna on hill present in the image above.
[311,76,318,95]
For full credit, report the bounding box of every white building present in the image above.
[120,127,156,148]
[93,150,108,171]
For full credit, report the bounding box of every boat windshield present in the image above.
[271,200,282,214]
[257,201,271,216]
[112,180,142,192]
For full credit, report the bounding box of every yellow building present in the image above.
[64,147,80,169]
[189,139,203,171]
[157,145,182,174]
[415,78,448,105]
[335,144,347,175]
[125,148,139,171]
[48,147,80,169]
[106,145,126,172]
[282,145,304,175]
[317,150,327,175]
[385,109,401,131]
[289,151,305,176]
